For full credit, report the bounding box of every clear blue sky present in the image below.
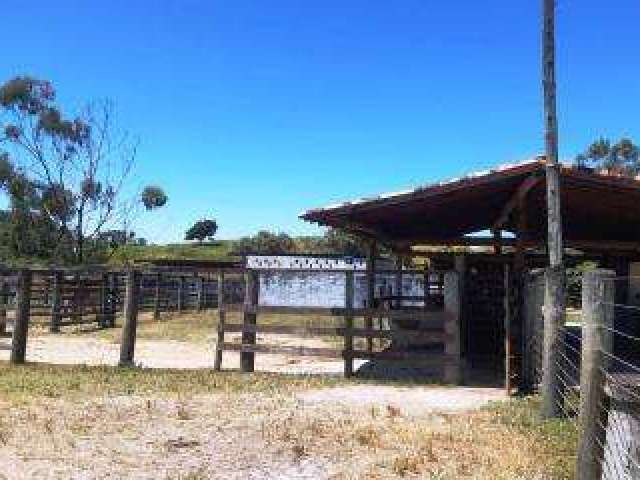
[3,1,639,243]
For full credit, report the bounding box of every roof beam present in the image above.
[492,174,543,231]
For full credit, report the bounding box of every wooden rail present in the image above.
[215,270,462,381]
[0,266,461,381]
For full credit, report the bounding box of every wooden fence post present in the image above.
[504,264,513,393]
[365,241,376,353]
[241,270,258,372]
[214,271,225,371]
[106,272,117,328]
[443,271,462,384]
[119,269,140,367]
[153,272,162,320]
[98,272,109,328]
[344,270,355,377]
[197,277,205,311]
[394,255,403,309]
[577,269,615,480]
[72,273,81,324]
[11,269,32,364]
[522,273,537,392]
[50,271,62,333]
[541,265,566,418]
[0,277,8,336]
[177,276,185,312]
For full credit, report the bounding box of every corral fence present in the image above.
[0,265,462,382]
[0,266,245,331]
[0,266,246,363]
[529,268,640,479]
[213,267,462,381]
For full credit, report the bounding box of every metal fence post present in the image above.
[240,270,258,372]
[577,269,615,480]
[119,269,140,367]
[344,270,355,378]
[11,269,32,364]
[541,265,566,418]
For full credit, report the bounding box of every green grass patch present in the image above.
[0,363,347,405]
[109,241,238,264]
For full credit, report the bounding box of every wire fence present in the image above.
[593,276,640,480]
[534,270,640,479]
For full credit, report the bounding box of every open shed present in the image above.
[301,158,640,389]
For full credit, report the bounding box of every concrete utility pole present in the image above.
[541,0,567,419]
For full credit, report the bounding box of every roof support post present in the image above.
[492,229,502,255]
[365,240,377,353]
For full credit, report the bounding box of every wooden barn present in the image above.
[301,158,640,390]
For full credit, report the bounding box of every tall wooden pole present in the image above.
[543,0,563,266]
[541,0,566,419]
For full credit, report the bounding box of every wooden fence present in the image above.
[0,267,245,333]
[0,266,462,381]
[214,269,462,381]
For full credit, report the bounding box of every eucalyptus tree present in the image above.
[0,76,167,263]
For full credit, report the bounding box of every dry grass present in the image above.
[261,396,578,479]
[0,361,576,479]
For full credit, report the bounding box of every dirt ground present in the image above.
[0,385,508,480]
[0,324,525,479]
[0,333,365,375]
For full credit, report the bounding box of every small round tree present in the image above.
[185,219,218,243]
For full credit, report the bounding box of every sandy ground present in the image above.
[0,331,510,479]
[299,385,505,417]
[0,385,506,480]
[0,334,366,375]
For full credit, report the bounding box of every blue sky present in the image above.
[3,1,639,243]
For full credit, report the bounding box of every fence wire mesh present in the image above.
[595,276,640,479]
[531,271,640,479]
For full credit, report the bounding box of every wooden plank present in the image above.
[352,350,459,364]
[222,323,450,342]
[222,342,343,358]
[250,305,346,316]
[222,343,458,365]
[249,305,451,323]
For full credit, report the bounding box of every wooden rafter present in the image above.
[492,173,543,231]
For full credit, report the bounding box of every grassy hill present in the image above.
[109,240,239,264]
